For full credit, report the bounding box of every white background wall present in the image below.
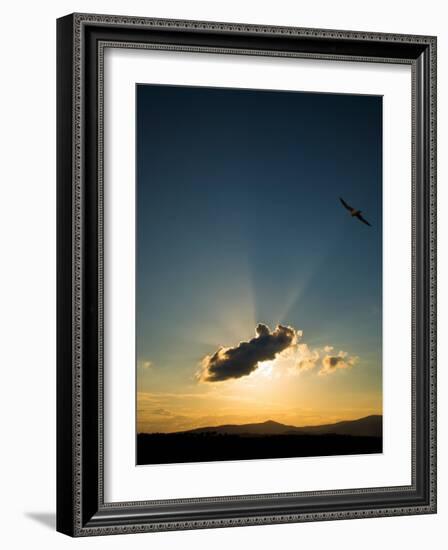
[0,1,445,548]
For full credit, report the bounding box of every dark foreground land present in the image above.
[137,416,383,465]
[137,430,382,465]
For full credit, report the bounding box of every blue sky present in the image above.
[135,83,382,430]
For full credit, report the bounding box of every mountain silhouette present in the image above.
[185,418,298,436]
[137,415,382,465]
[182,415,382,438]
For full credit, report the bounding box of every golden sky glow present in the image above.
[135,86,383,436]
[137,329,382,433]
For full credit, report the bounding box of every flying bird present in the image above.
[339,197,371,227]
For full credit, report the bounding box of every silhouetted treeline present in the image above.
[137,432,382,465]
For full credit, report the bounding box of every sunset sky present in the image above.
[136,84,382,434]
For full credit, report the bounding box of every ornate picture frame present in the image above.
[57,13,437,536]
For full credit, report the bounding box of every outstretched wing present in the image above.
[356,213,371,227]
[339,197,352,211]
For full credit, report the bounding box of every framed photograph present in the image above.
[57,13,437,536]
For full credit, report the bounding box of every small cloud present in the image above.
[149,407,172,416]
[295,343,320,371]
[198,323,298,382]
[138,359,153,370]
[319,352,358,376]
[286,344,358,377]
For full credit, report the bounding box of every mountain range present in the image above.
[183,414,382,438]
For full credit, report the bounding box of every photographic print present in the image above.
[136,84,383,465]
[57,15,436,534]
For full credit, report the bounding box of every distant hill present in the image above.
[183,415,382,438]
[185,419,298,436]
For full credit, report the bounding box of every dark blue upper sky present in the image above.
[136,84,382,392]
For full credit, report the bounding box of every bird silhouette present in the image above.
[339,197,371,227]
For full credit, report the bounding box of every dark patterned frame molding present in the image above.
[56,13,437,537]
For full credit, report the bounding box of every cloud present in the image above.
[295,343,320,371]
[149,407,172,416]
[289,344,358,377]
[195,324,359,382]
[138,359,153,370]
[319,352,359,376]
[198,323,297,382]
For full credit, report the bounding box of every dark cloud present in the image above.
[199,323,296,382]
[327,356,345,368]
[319,353,358,375]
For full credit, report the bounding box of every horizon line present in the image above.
[137,413,382,436]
